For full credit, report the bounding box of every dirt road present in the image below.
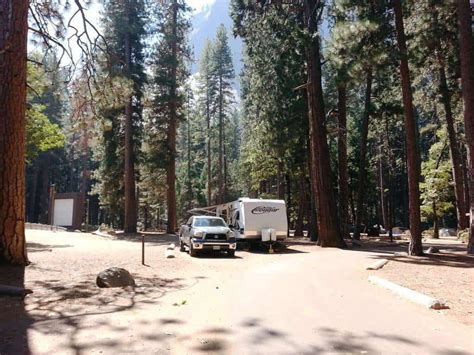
[0,230,473,354]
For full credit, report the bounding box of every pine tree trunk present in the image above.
[0,0,29,265]
[439,64,468,230]
[378,146,389,230]
[304,0,344,248]
[224,128,228,202]
[456,0,474,254]
[433,202,439,239]
[166,0,178,234]
[277,160,285,200]
[354,68,373,240]
[123,12,137,234]
[393,0,423,256]
[207,99,212,205]
[218,77,224,204]
[295,173,305,237]
[337,84,350,239]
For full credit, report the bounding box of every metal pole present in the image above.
[142,234,145,265]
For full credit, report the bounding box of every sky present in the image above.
[186,0,217,13]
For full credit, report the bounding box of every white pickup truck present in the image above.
[178,216,237,257]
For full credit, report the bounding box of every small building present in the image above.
[49,192,85,230]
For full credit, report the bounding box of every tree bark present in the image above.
[456,0,474,254]
[0,0,29,265]
[304,0,344,247]
[123,6,137,234]
[218,76,224,204]
[432,201,439,239]
[207,96,212,205]
[353,68,373,240]
[438,64,468,229]
[295,173,305,237]
[378,146,389,230]
[337,84,350,239]
[166,0,178,234]
[393,0,423,256]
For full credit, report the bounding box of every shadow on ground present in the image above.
[348,237,474,269]
[99,231,177,246]
[0,266,32,355]
[0,266,207,355]
[27,242,74,253]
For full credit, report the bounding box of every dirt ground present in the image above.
[0,230,472,354]
[358,236,474,326]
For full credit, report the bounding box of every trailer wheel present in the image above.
[189,243,197,257]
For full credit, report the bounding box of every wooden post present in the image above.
[142,234,145,265]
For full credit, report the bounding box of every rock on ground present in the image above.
[96,267,136,288]
[426,246,440,254]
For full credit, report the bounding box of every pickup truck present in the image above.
[179,216,237,257]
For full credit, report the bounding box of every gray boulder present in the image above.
[96,267,135,288]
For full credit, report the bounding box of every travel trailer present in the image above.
[189,198,288,243]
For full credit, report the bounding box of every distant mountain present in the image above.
[189,0,243,84]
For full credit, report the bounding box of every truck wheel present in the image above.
[227,250,235,258]
[189,243,197,257]
[179,237,186,252]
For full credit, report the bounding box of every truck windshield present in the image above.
[194,218,226,227]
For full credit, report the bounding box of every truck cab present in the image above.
[179,216,237,257]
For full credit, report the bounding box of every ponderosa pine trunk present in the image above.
[0,0,29,265]
[393,0,423,256]
[432,201,439,239]
[123,8,137,234]
[295,173,305,237]
[438,64,468,230]
[166,0,178,234]
[378,145,389,230]
[207,98,212,205]
[217,75,224,204]
[304,0,344,248]
[337,84,350,240]
[456,0,474,254]
[353,68,373,240]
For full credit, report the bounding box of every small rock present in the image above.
[165,250,175,258]
[394,252,408,257]
[96,267,135,288]
[426,246,440,254]
[167,243,176,250]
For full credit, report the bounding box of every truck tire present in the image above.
[227,250,235,258]
[189,243,197,257]
[179,237,186,252]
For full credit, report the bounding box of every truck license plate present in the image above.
[212,246,220,250]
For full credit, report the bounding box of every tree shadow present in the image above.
[371,252,474,269]
[0,266,32,355]
[98,231,178,246]
[350,238,474,268]
[1,271,204,355]
[27,242,73,253]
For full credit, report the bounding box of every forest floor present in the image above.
[0,230,472,354]
[356,236,474,326]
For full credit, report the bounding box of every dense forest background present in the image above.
[1,0,473,265]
